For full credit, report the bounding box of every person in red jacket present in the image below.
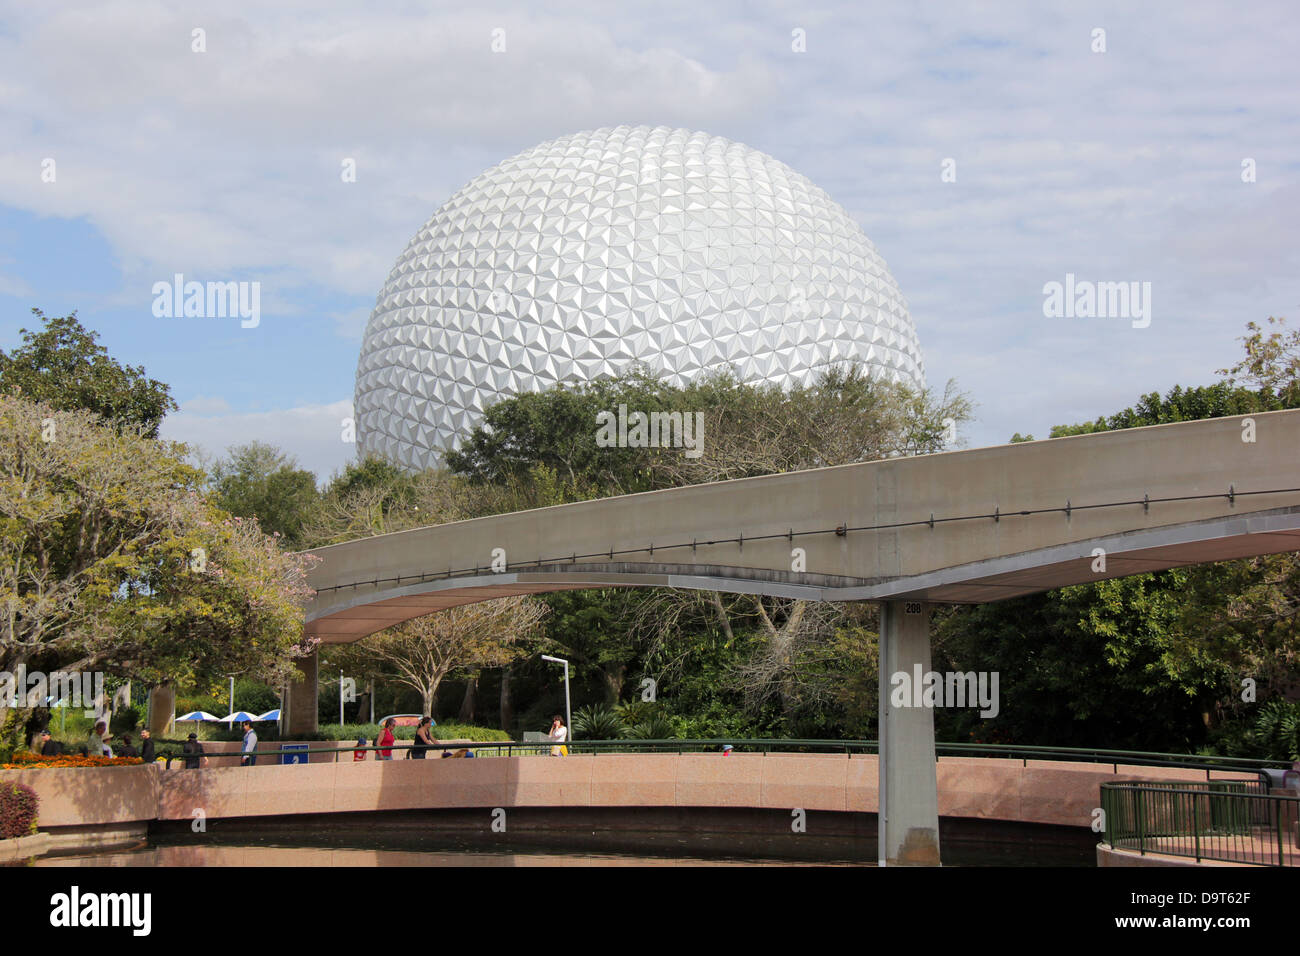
[376,718,396,761]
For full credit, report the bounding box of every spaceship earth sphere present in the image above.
[355,125,925,469]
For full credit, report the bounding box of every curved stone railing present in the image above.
[3,752,1247,833]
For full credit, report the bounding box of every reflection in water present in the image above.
[36,844,849,867]
[27,812,1096,867]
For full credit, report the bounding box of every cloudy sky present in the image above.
[1,1,1296,480]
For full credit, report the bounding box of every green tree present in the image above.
[0,394,315,744]
[209,442,320,548]
[1218,315,1300,401]
[445,361,973,733]
[0,310,176,437]
[940,317,1300,753]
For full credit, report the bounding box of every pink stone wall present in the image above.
[1,753,1254,831]
[0,765,158,828]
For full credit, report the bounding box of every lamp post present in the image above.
[540,655,572,744]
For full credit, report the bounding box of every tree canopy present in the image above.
[209,441,320,549]
[0,393,316,742]
[0,310,176,438]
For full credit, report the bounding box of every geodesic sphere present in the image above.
[356,125,925,469]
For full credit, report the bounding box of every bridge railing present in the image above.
[160,737,1294,775]
[1100,780,1299,866]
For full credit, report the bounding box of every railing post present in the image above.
[1136,789,1145,856]
[1193,792,1201,862]
[1278,797,1286,867]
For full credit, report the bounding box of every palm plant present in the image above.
[572,704,625,740]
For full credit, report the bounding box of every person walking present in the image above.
[87,720,112,757]
[182,733,208,769]
[411,717,437,759]
[39,731,60,756]
[376,718,396,761]
[115,734,140,758]
[140,729,155,764]
[548,715,568,756]
[240,720,259,767]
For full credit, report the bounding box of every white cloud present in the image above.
[179,395,233,415]
[2,0,1297,455]
[0,2,774,301]
[161,398,356,482]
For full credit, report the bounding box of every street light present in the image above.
[540,655,572,744]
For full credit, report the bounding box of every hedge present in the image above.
[0,782,38,839]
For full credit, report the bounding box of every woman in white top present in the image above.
[87,720,112,757]
[548,716,568,756]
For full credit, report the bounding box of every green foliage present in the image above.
[446,364,671,493]
[209,442,320,548]
[1218,315,1300,400]
[1048,381,1295,438]
[448,363,974,495]
[0,310,176,438]
[572,704,625,739]
[623,713,678,739]
[1253,700,1300,761]
[109,705,142,735]
[0,393,316,695]
[311,722,510,743]
[932,317,1300,755]
[933,574,1216,750]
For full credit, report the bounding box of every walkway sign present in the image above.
[281,744,309,766]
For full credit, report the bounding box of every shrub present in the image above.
[109,704,142,735]
[572,705,625,740]
[624,714,678,740]
[1254,700,1300,761]
[314,722,511,743]
[0,783,39,839]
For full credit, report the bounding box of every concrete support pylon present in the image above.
[284,646,319,737]
[146,683,175,737]
[877,599,941,866]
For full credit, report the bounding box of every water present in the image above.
[28,813,1097,867]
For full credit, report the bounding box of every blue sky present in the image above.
[1,1,1297,479]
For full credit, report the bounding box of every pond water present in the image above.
[30,815,1097,867]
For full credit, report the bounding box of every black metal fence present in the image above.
[1101,780,1299,866]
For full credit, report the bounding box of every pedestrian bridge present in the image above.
[302,409,1300,642]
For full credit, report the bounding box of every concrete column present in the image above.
[146,683,175,737]
[878,600,941,866]
[284,647,319,737]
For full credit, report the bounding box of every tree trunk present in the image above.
[601,663,626,704]
[458,675,478,723]
[710,591,735,648]
[500,666,514,733]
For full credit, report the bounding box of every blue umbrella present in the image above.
[256,709,281,722]
[221,711,260,723]
[177,711,220,722]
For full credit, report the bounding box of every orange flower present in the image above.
[2,753,143,770]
